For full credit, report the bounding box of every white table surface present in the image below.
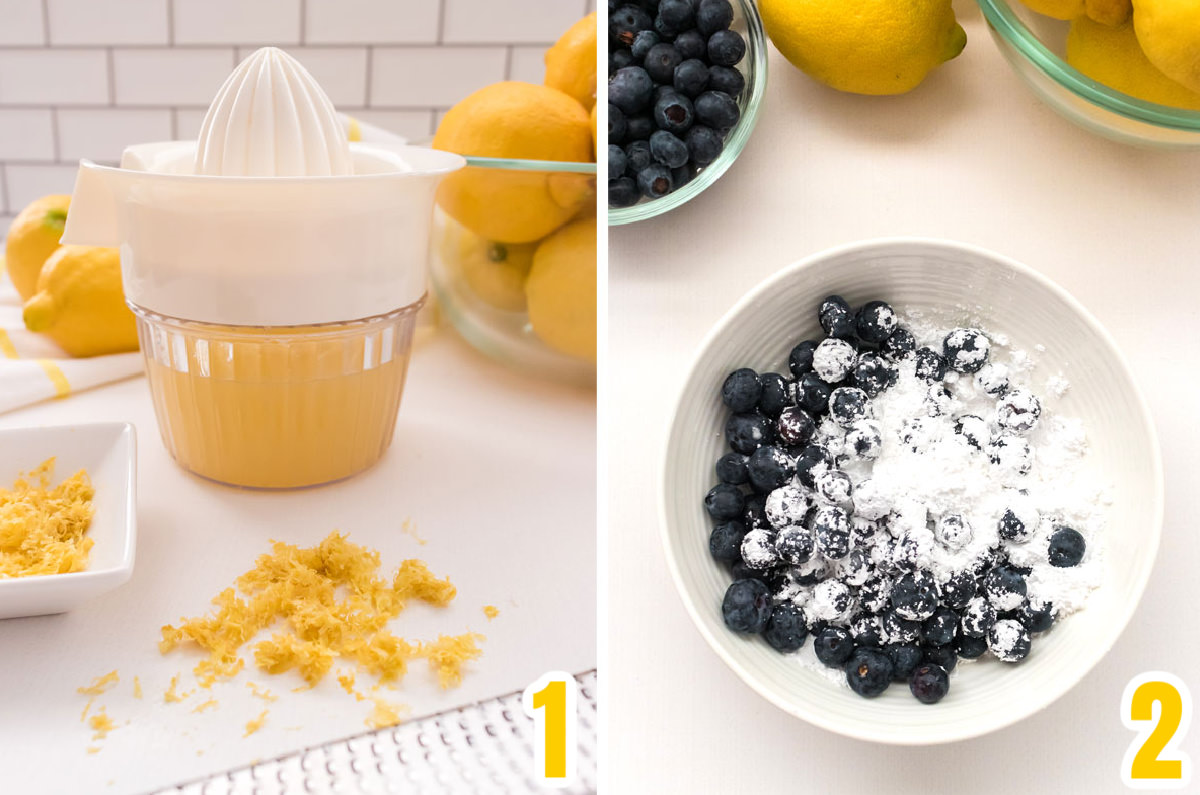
[607,4,1200,792]
[0,330,596,794]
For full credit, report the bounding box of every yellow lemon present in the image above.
[22,246,139,358]
[758,0,966,95]
[433,82,593,243]
[5,195,70,301]
[448,227,537,313]
[589,102,598,156]
[1068,19,1200,109]
[1133,0,1200,93]
[525,218,596,361]
[1020,0,1131,25]
[1022,0,1085,18]
[545,12,597,109]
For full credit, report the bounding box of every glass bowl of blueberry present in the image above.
[661,238,1162,742]
[607,0,768,224]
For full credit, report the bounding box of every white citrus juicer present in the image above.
[61,48,464,488]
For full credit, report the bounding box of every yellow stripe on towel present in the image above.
[0,330,18,359]
[36,359,71,398]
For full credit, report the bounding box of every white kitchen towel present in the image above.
[0,275,143,415]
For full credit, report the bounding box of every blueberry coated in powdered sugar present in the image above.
[810,505,852,560]
[776,405,816,447]
[998,492,1040,543]
[940,570,977,611]
[858,573,891,613]
[899,416,940,453]
[952,414,989,451]
[880,326,917,359]
[924,384,955,417]
[844,419,884,460]
[764,603,809,652]
[742,494,769,530]
[757,372,791,418]
[942,328,991,373]
[852,352,898,397]
[809,579,855,621]
[983,565,1028,612]
[849,612,883,647]
[746,445,793,493]
[818,295,856,340]
[960,596,996,638]
[882,608,923,644]
[974,362,1010,397]
[890,570,939,621]
[923,607,959,647]
[936,513,973,550]
[912,347,948,381]
[813,468,853,506]
[989,434,1032,475]
[715,452,749,484]
[794,444,829,489]
[764,482,809,530]
[995,388,1042,434]
[740,528,779,570]
[812,338,857,383]
[775,526,815,565]
[851,479,890,520]
[1020,597,1057,633]
[988,618,1032,662]
[840,547,873,586]
[1047,526,1086,567]
[854,301,899,344]
[829,387,872,428]
[725,412,773,455]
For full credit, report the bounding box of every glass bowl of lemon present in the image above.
[978,0,1200,147]
[428,156,597,386]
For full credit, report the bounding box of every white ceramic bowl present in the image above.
[0,423,136,619]
[661,238,1162,744]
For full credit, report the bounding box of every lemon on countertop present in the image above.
[1068,18,1200,110]
[1133,0,1200,93]
[525,217,596,361]
[5,195,70,301]
[448,227,537,313]
[433,81,593,244]
[758,0,966,96]
[545,12,597,110]
[22,245,139,358]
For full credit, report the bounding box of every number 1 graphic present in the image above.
[523,671,578,787]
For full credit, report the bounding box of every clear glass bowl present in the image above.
[608,0,769,224]
[978,0,1200,147]
[134,301,422,489]
[429,156,597,386]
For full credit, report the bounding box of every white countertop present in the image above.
[0,331,595,794]
[607,4,1200,792]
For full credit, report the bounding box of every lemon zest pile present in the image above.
[420,633,485,689]
[78,670,119,696]
[338,671,365,701]
[483,605,499,620]
[245,681,277,702]
[89,707,115,740]
[244,710,268,737]
[0,458,94,578]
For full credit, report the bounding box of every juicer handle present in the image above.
[60,161,122,248]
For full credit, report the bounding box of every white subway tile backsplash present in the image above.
[346,109,435,142]
[372,46,506,107]
[0,50,108,105]
[113,49,234,106]
[304,0,439,45]
[4,163,79,208]
[234,47,367,107]
[508,46,546,85]
[0,109,54,160]
[174,108,207,140]
[57,108,172,162]
[174,0,301,45]
[0,0,45,45]
[47,0,168,45]
[443,0,582,44]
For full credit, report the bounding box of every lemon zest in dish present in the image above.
[0,458,94,578]
[245,681,277,702]
[191,697,218,714]
[244,710,268,737]
[88,707,115,740]
[483,605,499,620]
[420,633,485,689]
[163,674,193,703]
[132,677,143,699]
[78,670,119,696]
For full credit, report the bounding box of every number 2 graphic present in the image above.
[1121,672,1192,790]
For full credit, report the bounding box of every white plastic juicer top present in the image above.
[60,47,464,327]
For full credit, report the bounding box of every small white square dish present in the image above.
[0,422,136,619]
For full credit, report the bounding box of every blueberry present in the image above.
[608,103,627,143]
[814,626,855,667]
[988,618,1032,662]
[671,164,694,188]
[709,520,747,562]
[715,452,749,484]
[851,353,897,397]
[655,0,694,35]
[743,493,768,529]
[860,574,891,613]
[846,648,893,698]
[912,347,947,381]
[936,513,972,550]
[855,301,898,343]
[696,0,734,35]
[624,141,653,174]
[1020,597,1056,633]
[721,367,762,412]
[887,643,924,680]
[648,129,689,169]
[740,528,779,570]
[721,578,771,633]
[845,419,883,460]
[788,340,819,377]
[707,64,745,97]
[694,90,740,130]
[624,113,655,140]
[653,83,681,105]
[706,29,746,66]
[996,389,1042,434]
[703,483,744,520]
[608,145,628,181]
[998,498,1039,543]
[975,362,1010,397]
[960,596,996,638]
[812,338,857,383]
[609,49,635,74]
[775,526,814,564]
[940,571,976,611]
[609,65,654,114]
[725,412,773,454]
[757,372,789,418]
[923,644,958,673]
[610,4,654,45]
[775,405,816,447]
[909,663,950,704]
[643,42,681,84]
[813,468,852,505]
[955,633,988,659]
[795,373,832,414]
[942,328,990,374]
[673,28,707,60]
[883,607,923,644]
[684,124,723,166]
[890,570,939,621]
[988,434,1032,475]
[880,327,917,359]
[608,177,639,208]
[764,603,808,652]
[1047,526,1086,567]
[653,91,694,134]
[793,444,827,488]
[849,613,883,647]
[817,296,853,339]
[673,58,709,97]
[810,505,851,560]
[764,481,807,529]
[828,387,872,429]
[747,445,793,493]
[952,414,988,451]
[636,163,673,198]
[923,607,959,647]
[630,29,661,61]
